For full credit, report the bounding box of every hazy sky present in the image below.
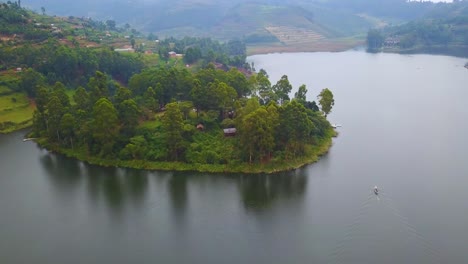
[411,0,452,2]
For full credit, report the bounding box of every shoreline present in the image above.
[34,129,336,174]
[246,39,364,56]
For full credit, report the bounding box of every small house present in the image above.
[223,128,237,137]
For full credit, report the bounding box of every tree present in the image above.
[60,113,76,148]
[367,29,384,51]
[162,102,185,161]
[178,101,194,120]
[106,20,116,30]
[114,86,132,105]
[238,105,278,163]
[213,82,237,111]
[147,33,157,41]
[52,82,70,108]
[226,68,249,97]
[19,68,45,97]
[32,110,47,137]
[272,75,292,105]
[91,98,119,156]
[184,47,201,64]
[318,88,334,117]
[46,96,65,142]
[277,101,314,157]
[118,99,140,136]
[190,79,210,114]
[256,70,274,105]
[294,84,308,104]
[88,71,109,104]
[35,86,49,113]
[124,23,130,31]
[120,136,148,160]
[73,86,90,114]
[143,87,157,111]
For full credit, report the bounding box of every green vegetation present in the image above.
[366,1,468,56]
[0,96,34,133]
[37,128,335,174]
[21,0,452,54]
[0,3,250,133]
[31,65,336,173]
[0,71,34,133]
[1,2,337,172]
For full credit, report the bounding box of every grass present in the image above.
[0,103,35,133]
[0,92,35,133]
[0,85,13,95]
[247,36,364,55]
[138,118,163,130]
[0,92,30,112]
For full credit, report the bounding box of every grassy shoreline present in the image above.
[246,37,364,56]
[35,129,336,174]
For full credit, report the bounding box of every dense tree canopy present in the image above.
[9,4,335,169]
[31,65,334,167]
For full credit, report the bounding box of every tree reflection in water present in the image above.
[40,152,308,218]
[237,169,308,211]
[40,153,149,217]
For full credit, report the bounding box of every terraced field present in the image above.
[265,26,325,45]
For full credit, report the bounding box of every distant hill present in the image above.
[367,1,468,57]
[22,0,455,52]
[21,0,385,37]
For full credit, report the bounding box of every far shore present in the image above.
[246,38,365,56]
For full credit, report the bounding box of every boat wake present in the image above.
[329,188,442,264]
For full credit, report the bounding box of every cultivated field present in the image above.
[265,26,325,45]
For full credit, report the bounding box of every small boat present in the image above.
[331,124,342,129]
[374,186,379,195]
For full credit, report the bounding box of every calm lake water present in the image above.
[1,51,468,264]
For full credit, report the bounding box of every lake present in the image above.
[1,51,468,263]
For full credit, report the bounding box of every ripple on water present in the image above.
[330,190,442,264]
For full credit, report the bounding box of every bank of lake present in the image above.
[33,128,336,174]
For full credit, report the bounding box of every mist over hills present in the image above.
[22,0,451,46]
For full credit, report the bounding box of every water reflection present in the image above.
[167,172,189,230]
[237,169,308,211]
[39,152,308,218]
[40,154,82,192]
[168,172,188,212]
[40,153,149,217]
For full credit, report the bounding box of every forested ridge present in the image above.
[0,2,249,133]
[1,2,336,172]
[366,0,468,57]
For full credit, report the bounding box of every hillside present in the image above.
[366,1,468,57]
[1,4,339,172]
[0,3,252,132]
[23,0,457,54]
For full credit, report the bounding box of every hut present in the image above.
[223,128,237,137]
